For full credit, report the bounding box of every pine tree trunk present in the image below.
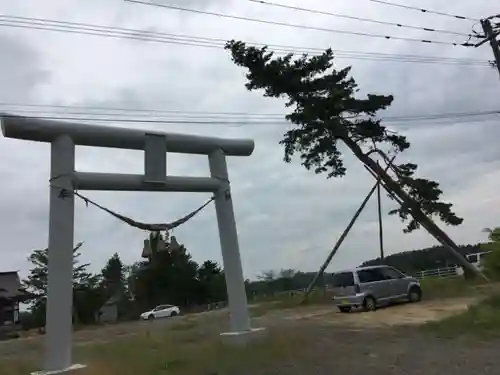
[342,137,487,280]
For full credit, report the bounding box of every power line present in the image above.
[0,16,232,48]
[124,0,474,47]
[0,113,287,125]
[383,109,500,122]
[0,16,489,67]
[0,109,284,121]
[2,108,500,125]
[249,0,475,38]
[0,102,286,117]
[366,0,480,22]
[2,104,500,121]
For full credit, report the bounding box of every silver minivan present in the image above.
[331,265,422,312]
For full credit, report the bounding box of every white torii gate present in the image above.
[1,114,261,374]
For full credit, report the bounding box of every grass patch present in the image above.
[170,319,198,332]
[424,294,500,339]
[1,323,310,375]
[249,290,330,317]
[419,277,490,300]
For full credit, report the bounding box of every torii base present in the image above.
[219,327,266,346]
[31,364,86,375]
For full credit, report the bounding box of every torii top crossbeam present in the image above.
[1,114,255,156]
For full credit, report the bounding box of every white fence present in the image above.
[414,265,464,280]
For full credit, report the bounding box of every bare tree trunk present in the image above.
[342,137,487,280]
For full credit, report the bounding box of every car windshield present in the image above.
[331,272,354,287]
[154,305,173,310]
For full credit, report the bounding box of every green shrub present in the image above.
[425,294,500,338]
[419,277,484,299]
[481,228,500,279]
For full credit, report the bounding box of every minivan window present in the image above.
[357,268,385,283]
[380,267,404,280]
[331,272,354,287]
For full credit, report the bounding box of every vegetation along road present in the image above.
[3,279,500,375]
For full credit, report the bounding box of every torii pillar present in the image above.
[1,114,262,374]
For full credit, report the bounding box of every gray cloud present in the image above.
[154,0,229,8]
[0,36,50,102]
[0,0,499,279]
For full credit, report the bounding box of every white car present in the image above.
[140,304,180,320]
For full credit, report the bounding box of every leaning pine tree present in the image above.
[225,41,485,280]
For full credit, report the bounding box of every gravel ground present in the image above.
[2,297,499,374]
[252,323,499,375]
[246,298,499,375]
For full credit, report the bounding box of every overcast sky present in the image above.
[1,0,499,280]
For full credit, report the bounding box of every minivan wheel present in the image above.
[170,311,178,317]
[338,306,352,313]
[363,296,377,312]
[408,286,422,302]
[148,314,155,320]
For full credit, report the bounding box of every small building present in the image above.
[0,271,29,339]
[466,251,491,271]
[97,294,120,324]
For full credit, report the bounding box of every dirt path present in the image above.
[3,297,498,374]
[0,309,231,358]
[253,323,499,375]
[248,296,496,375]
[0,297,475,356]
[261,297,476,328]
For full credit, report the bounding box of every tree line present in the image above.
[21,237,228,329]
[20,232,495,330]
[246,242,490,297]
[361,244,483,274]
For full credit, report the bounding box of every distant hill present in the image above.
[360,244,483,274]
[246,244,484,297]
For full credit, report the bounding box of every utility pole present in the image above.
[302,157,395,302]
[302,178,380,301]
[477,18,500,78]
[376,162,385,260]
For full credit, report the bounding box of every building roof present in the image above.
[0,271,23,299]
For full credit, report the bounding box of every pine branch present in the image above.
[225,40,463,233]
